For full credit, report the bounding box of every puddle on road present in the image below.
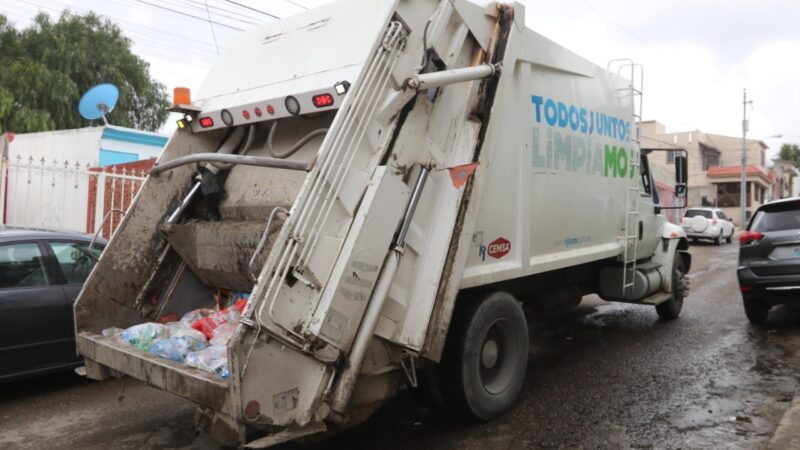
[657,324,800,449]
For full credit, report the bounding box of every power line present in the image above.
[163,0,261,26]
[132,0,245,31]
[221,0,280,20]
[282,0,308,9]
[203,0,220,54]
[6,0,222,58]
[575,0,648,46]
[2,0,221,74]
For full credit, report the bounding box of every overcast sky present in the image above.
[2,0,798,162]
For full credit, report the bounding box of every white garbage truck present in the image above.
[74,0,691,446]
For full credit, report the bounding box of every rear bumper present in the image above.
[737,267,800,305]
[683,226,724,239]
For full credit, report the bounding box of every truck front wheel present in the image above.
[439,291,528,420]
[655,255,687,320]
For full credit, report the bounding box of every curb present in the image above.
[768,396,800,450]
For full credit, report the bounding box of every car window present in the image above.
[684,209,712,219]
[49,241,103,285]
[0,242,49,288]
[717,211,728,220]
[750,206,800,233]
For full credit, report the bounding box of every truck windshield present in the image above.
[684,209,712,219]
[750,203,800,232]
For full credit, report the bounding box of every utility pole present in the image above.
[740,88,753,228]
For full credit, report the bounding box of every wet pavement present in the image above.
[2,242,799,449]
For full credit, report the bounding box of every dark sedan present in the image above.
[0,227,105,382]
[737,198,800,323]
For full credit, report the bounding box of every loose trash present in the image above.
[210,322,237,346]
[179,308,215,329]
[192,300,247,339]
[172,327,208,343]
[120,323,168,352]
[186,345,230,378]
[102,327,123,337]
[157,312,180,324]
[150,336,207,362]
[103,289,248,378]
[215,289,251,310]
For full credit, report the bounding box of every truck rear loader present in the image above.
[74,0,691,446]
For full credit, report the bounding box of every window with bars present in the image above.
[700,143,720,171]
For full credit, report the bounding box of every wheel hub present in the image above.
[482,339,499,369]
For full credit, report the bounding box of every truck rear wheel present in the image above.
[656,255,686,320]
[439,291,528,420]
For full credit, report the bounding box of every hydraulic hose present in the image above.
[267,119,328,159]
[210,124,257,171]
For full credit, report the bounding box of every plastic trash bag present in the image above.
[165,321,183,337]
[149,336,207,362]
[210,322,236,346]
[171,327,208,343]
[179,308,216,329]
[185,345,229,378]
[120,323,168,352]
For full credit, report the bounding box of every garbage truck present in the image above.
[74,0,692,446]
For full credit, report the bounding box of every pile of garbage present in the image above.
[103,290,250,379]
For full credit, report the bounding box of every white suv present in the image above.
[681,208,735,244]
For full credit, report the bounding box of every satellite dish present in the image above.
[79,83,119,124]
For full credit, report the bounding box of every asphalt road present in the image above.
[2,242,799,449]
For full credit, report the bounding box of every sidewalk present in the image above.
[768,396,800,449]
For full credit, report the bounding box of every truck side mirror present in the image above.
[675,184,687,199]
[675,155,688,185]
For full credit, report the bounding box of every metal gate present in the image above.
[0,154,148,238]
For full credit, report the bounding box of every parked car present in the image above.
[0,227,105,382]
[737,198,800,323]
[681,207,735,244]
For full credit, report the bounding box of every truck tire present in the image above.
[714,232,722,245]
[656,256,686,320]
[743,298,769,324]
[726,231,734,244]
[439,291,528,420]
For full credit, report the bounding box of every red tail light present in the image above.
[740,285,753,293]
[712,218,718,225]
[199,117,214,128]
[739,230,764,245]
[242,110,251,119]
[254,107,262,117]
[312,94,334,108]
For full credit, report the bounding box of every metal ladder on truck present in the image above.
[609,59,644,294]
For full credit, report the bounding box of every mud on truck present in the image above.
[74,0,691,447]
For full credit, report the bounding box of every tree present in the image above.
[0,12,169,133]
[778,143,800,165]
